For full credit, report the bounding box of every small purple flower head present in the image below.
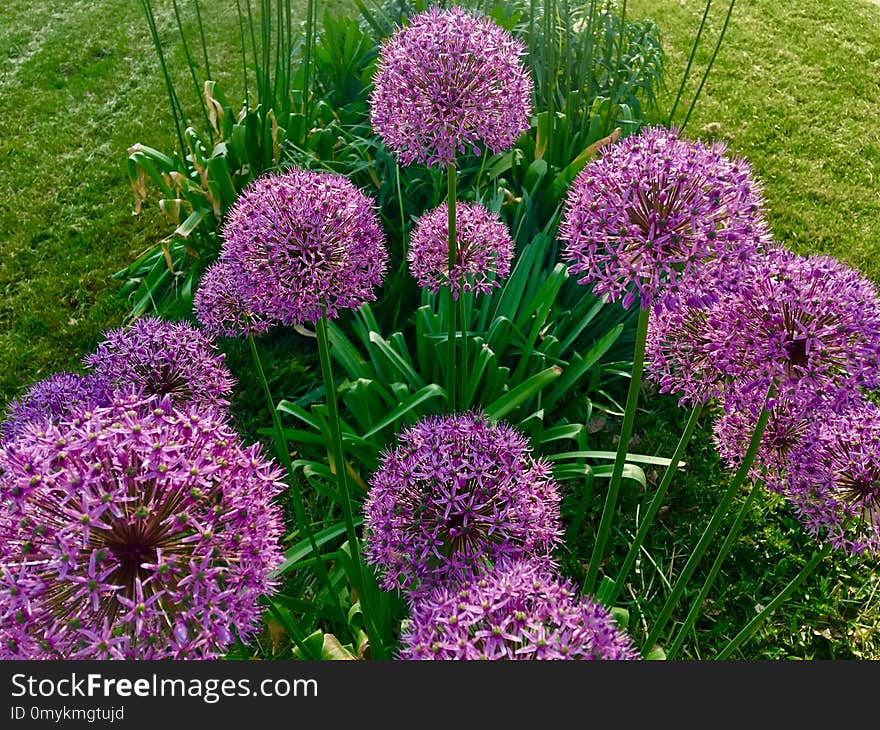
[646,251,880,407]
[217,169,388,326]
[559,126,770,310]
[84,317,234,409]
[370,6,533,167]
[785,403,880,557]
[408,202,515,298]
[399,558,638,660]
[1,372,108,444]
[0,393,285,659]
[194,260,274,340]
[364,412,562,598]
[645,303,717,407]
[712,388,855,491]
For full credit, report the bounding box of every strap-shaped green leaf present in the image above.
[484,366,561,421]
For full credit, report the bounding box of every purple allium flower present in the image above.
[217,169,388,326]
[0,393,285,659]
[1,372,108,444]
[785,403,880,557]
[711,388,855,491]
[370,6,533,167]
[364,412,562,598]
[648,250,880,409]
[559,126,770,310]
[194,260,273,340]
[399,558,638,660]
[85,317,234,408]
[408,202,515,298]
[645,302,718,407]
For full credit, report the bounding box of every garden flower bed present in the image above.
[2,0,880,661]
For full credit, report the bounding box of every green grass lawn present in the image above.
[2,0,880,659]
[0,0,297,405]
[631,0,880,279]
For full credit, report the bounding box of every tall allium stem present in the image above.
[460,292,468,400]
[248,335,305,525]
[641,391,774,655]
[392,161,408,331]
[302,0,315,116]
[680,0,737,133]
[583,305,650,595]
[248,335,350,636]
[608,403,703,606]
[716,543,832,659]
[446,163,458,412]
[666,478,762,658]
[667,0,713,126]
[315,313,385,657]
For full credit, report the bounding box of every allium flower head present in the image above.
[364,412,562,598]
[218,169,388,326]
[647,250,880,406]
[560,126,769,310]
[85,317,234,409]
[785,403,880,557]
[408,202,515,298]
[399,558,638,660]
[712,388,854,491]
[0,393,285,659]
[1,372,108,444]
[370,6,533,167]
[194,260,273,340]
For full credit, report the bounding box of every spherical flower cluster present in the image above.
[193,260,273,340]
[645,303,717,407]
[364,412,562,598]
[646,250,880,407]
[559,126,770,310]
[196,170,388,334]
[711,389,851,491]
[408,202,515,298]
[1,372,107,444]
[399,558,637,660]
[785,403,880,557]
[0,393,285,659]
[370,6,533,167]
[85,317,234,409]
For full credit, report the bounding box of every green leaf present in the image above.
[544,324,624,410]
[610,606,630,630]
[547,450,685,468]
[277,399,324,432]
[553,463,647,489]
[361,384,445,439]
[367,331,425,390]
[484,366,562,421]
[271,519,362,578]
[536,423,586,444]
[644,645,667,661]
[597,576,618,608]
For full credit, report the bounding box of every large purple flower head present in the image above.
[559,126,769,310]
[194,260,273,340]
[217,169,388,327]
[364,412,562,598]
[785,403,880,557]
[399,558,638,660]
[647,250,880,407]
[84,317,234,409]
[1,372,108,444]
[0,393,285,659]
[408,202,515,298]
[370,6,533,167]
